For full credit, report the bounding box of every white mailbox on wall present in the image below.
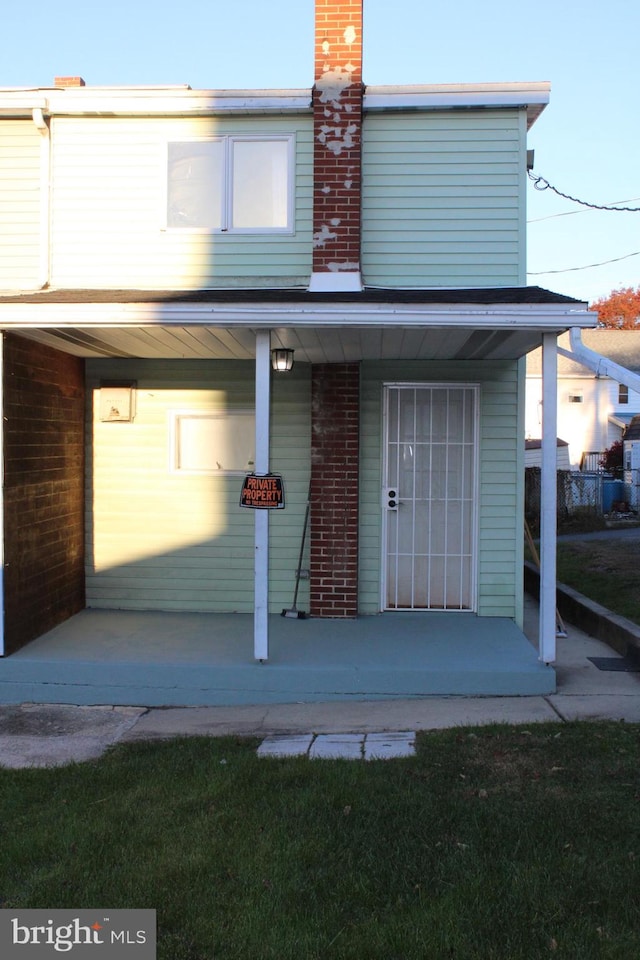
[99,382,136,422]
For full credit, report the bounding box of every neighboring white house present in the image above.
[623,415,640,508]
[526,330,640,469]
[524,439,571,470]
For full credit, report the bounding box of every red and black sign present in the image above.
[240,474,285,509]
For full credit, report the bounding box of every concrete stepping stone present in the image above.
[363,731,415,760]
[257,734,314,758]
[257,731,417,760]
[309,733,364,759]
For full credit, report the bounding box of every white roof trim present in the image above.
[609,414,638,429]
[365,81,550,103]
[364,82,550,126]
[0,89,312,118]
[0,300,593,330]
[0,81,549,120]
[558,328,640,395]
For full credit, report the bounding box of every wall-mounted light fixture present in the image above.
[271,348,295,372]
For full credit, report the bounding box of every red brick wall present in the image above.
[3,334,85,654]
[310,363,360,616]
[312,0,363,275]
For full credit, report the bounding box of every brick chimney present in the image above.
[54,76,86,87]
[309,0,363,292]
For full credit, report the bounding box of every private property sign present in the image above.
[240,474,285,509]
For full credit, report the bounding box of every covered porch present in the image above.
[0,286,596,701]
[0,609,554,706]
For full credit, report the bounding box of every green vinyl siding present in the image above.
[0,121,41,289]
[86,355,522,620]
[360,360,523,618]
[361,109,526,287]
[51,116,313,289]
[85,359,310,614]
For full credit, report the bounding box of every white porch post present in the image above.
[539,331,558,663]
[0,335,4,656]
[254,330,271,661]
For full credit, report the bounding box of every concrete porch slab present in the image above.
[0,610,554,706]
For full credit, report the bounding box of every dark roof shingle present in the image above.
[0,285,584,306]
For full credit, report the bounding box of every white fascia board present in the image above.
[0,300,594,330]
[364,81,550,107]
[0,93,49,117]
[0,80,549,119]
[0,88,312,118]
[1,80,548,119]
[364,82,550,127]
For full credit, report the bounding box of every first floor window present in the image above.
[172,411,255,474]
[167,136,293,233]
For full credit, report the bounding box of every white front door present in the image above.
[383,384,478,611]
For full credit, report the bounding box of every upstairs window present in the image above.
[166,136,294,233]
[618,383,629,405]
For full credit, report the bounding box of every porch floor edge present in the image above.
[0,610,554,705]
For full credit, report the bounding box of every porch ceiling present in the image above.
[11,325,561,363]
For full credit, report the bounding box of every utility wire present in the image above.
[528,198,640,223]
[527,170,640,212]
[529,250,640,276]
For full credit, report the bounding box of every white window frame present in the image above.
[164,135,295,235]
[169,410,255,476]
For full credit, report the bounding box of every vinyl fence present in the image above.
[626,468,640,510]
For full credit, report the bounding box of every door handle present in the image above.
[383,487,402,510]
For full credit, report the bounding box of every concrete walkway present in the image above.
[557,522,640,542]
[0,590,638,767]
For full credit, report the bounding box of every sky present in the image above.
[2,0,639,306]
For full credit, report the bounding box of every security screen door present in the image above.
[383,385,478,610]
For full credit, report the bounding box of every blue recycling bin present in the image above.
[602,479,625,513]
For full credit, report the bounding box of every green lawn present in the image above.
[556,538,640,625]
[1,723,639,959]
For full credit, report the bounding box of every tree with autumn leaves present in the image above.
[591,285,640,328]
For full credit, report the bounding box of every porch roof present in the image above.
[0,286,594,363]
[0,285,579,306]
